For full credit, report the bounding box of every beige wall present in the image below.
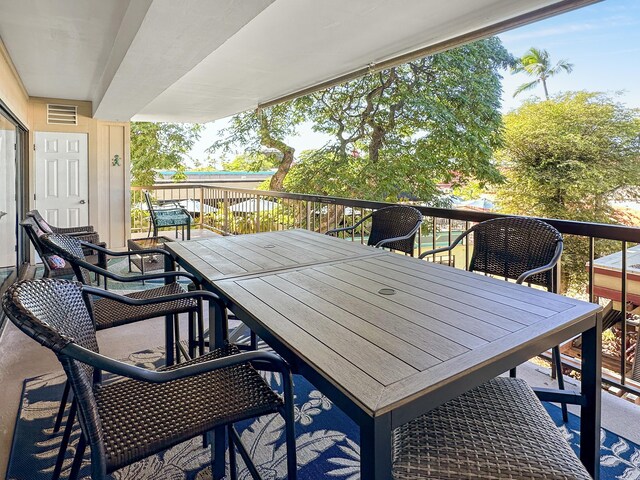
[1,43,131,252]
[27,98,130,249]
[0,39,29,127]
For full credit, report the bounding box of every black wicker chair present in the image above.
[39,232,218,449]
[21,217,107,281]
[41,233,208,363]
[419,216,568,421]
[2,278,297,480]
[326,205,423,256]
[392,377,591,479]
[144,190,192,240]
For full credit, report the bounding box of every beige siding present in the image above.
[0,39,29,126]
[17,97,130,251]
[1,53,131,251]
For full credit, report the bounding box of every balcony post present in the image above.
[223,190,229,234]
[199,186,204,228]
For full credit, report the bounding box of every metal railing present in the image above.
[132,184,640,396]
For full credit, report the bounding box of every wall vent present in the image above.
[47,104,77,125]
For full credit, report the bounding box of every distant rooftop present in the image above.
[157,170,274,176]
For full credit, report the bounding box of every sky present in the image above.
[188,0,640,166]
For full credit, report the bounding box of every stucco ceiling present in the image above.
[0,0,598,122]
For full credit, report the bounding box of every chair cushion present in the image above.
[93,283,197,330]
[94,344,282,472]
[153,210,190,227]
[45,255,66,270]
[392,377,591,480]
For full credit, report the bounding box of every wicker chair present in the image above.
[144,190,192,240]
[39,232,217,451]
[21,217,107,281]
[2,278,297,480]
[419,216,568,421]
[40,232,208,363]
[326,205,423,256]
[392,377,591,479]
[27,209,95,236]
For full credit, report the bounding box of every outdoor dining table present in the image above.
[164,229,603,479]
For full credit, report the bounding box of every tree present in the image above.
[209,101,310,191]
[495,92,640,289]
[130,122,203,186]
[285,38,512,202]
[512,47,573,100]
[213,38,512,200]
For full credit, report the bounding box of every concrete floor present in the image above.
[1,282,640,476]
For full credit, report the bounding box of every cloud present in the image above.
[500,16,638,43]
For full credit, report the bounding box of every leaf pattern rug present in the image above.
[18,262,640,478]
[8,349,640,480]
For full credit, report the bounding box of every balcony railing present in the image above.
[132,184,640,398]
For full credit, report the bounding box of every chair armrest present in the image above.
[62,343,290,383]
[79,240,174,260]
[374,220,422,248]
[326,225,356,236]
[325,213,370,236]
[418,229,468,259]
[516,241,563,285]
[74,257,198,285]
[84,284,220,305]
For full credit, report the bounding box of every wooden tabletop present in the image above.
[165,229,384,281]
[214,251,600,418]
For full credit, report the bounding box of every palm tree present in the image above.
[512,48,573,99]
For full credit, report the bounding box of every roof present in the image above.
[0,0,599,122]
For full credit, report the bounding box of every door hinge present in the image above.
[33,144,36,151]
[33,194,36,201]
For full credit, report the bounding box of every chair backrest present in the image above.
[26,210,54,233]
[21,217,49,259]
[143,190,158,221]
[41,233,95,286]
[467,217,562,290]
[2,278,106,474]
[367,206,423,255]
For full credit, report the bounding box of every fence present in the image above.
[133,184,640,396]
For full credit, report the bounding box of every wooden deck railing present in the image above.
[132,184,640,397]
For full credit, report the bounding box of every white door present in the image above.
[35,132,88,227]
[0,118,16,268]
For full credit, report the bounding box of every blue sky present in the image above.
[189,0,640,164]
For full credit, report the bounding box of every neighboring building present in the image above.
[155,170,273,189]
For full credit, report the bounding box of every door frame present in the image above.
[0,97,28,332]
[34,131,89,229]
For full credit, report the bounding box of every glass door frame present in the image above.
[0,98,29,300]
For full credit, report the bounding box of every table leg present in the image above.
[580,314,602,479]
[360,414,392,479]
[164,254,176,365]
[211,300,225,350]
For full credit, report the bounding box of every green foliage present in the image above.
[512,47,573,99]
[495,91,640,289]
[221,152,280,172]
[210,38,512,200]
[130,122,203,186]
[204,204,294,235]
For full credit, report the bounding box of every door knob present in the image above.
[79,200,86,204]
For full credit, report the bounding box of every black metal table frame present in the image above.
[168,254,602,479]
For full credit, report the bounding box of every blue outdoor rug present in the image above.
[6,345,640,479]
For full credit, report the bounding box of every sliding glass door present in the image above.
[0,114,16,272]
[0,107,25,290]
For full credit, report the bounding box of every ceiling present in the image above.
[0,0,597,123]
